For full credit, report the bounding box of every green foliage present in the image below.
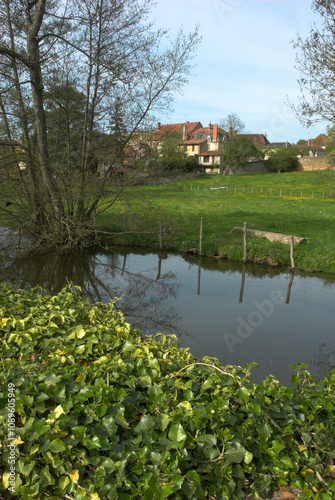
[225,136,258,169]
[157,130,187,171]
[266,148,300,173]
[1,284,335,499]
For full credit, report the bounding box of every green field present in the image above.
[99,170,335,273]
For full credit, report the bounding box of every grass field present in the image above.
[99,170,335,273]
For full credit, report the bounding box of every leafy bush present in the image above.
[266,148,299,173]
[1,284,335,499]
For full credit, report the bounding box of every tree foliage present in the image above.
[266,148,299,173]
[292,0,335,127]
[0,0,200,249]
[223,136,257,173]
[156,130,187,171]
[1,284,335,499]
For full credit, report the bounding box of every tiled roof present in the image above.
[238,134,270,148]
[183,138,207,145]
[158,121,202,135]
[268,142,292,148]
[309,134,327,147]
[199,150,224,156]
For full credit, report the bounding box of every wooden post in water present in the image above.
[286,273,294,304]
[159,221,163,251]
[199,217,203,255]
[239,264,246,303]
[243,222,247,263]
[156,253,162,280]
[197,258,201,296]
[290,236,295,271]
[122,254,127,276]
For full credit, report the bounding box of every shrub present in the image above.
[266,148,299,173]
[1,284,335,499]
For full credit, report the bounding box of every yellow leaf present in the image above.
[76,328,86,339]
[298,445,307,452]
[13,436,24,445]
[312,486,318,493]
[90,494,100,500]
[2,472,10,489]
[69,470,79,484]
[54,405,65,419]
[177,401,192,411]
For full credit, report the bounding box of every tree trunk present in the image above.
[26,0,64,225]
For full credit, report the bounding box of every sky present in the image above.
[149,0,329,143]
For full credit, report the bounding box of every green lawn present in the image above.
[99,171,335,273]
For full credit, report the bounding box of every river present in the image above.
[0,230,334,386]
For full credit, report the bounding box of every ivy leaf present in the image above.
[225,442,246,464]
[196,434,217,448]
[69,470,79,484]
[48,439,66,453]
[244,450,253,464]
[168,423,187,443]
[134,415,155,433]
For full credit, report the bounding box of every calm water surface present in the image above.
[1,233,334,386]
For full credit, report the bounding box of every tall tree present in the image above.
[219,113,245,136]
[292,0,335,127]
[0,0,200,248]
[218,114,253,174]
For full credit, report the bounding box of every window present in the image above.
[204,156,209,163]
[192,145,195,152]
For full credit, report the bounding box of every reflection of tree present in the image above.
[310,343,335,379]
[0,247,191,341]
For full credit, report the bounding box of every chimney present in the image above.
[213,124,218,142]
[208,122,212,130]
[183,125,187,140]
[157,122,161,130]
[308,139,311,146]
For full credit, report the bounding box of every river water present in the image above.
[0,231,334,386]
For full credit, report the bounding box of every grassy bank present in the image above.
[1,284,335,499]
[98,171,335,274]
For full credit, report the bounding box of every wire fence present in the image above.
[150,183,335,200]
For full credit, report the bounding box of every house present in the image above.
[152,121,229,173]
[268,142,292,149]
[238,134,270,148]
[306,134,327,157]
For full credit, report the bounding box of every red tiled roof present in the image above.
[238,134,270,148]
[310,134,327,147]
[158,121,202,136]
[199,150,224,156]
[183,138,207,145]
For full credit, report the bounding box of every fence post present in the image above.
[243,222,247,263]
[123,214,127,233]
[290,236,295,271]
[159,221,163,250]
[199,217,203,255]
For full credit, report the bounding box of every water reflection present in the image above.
[0,247,190,340]
[0,237,334,385]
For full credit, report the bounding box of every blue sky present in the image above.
[149,0,329,143]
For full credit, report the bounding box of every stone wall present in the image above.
[297,157,335,171]
[226,160,270,175]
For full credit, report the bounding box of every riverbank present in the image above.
[97,171,335,275]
